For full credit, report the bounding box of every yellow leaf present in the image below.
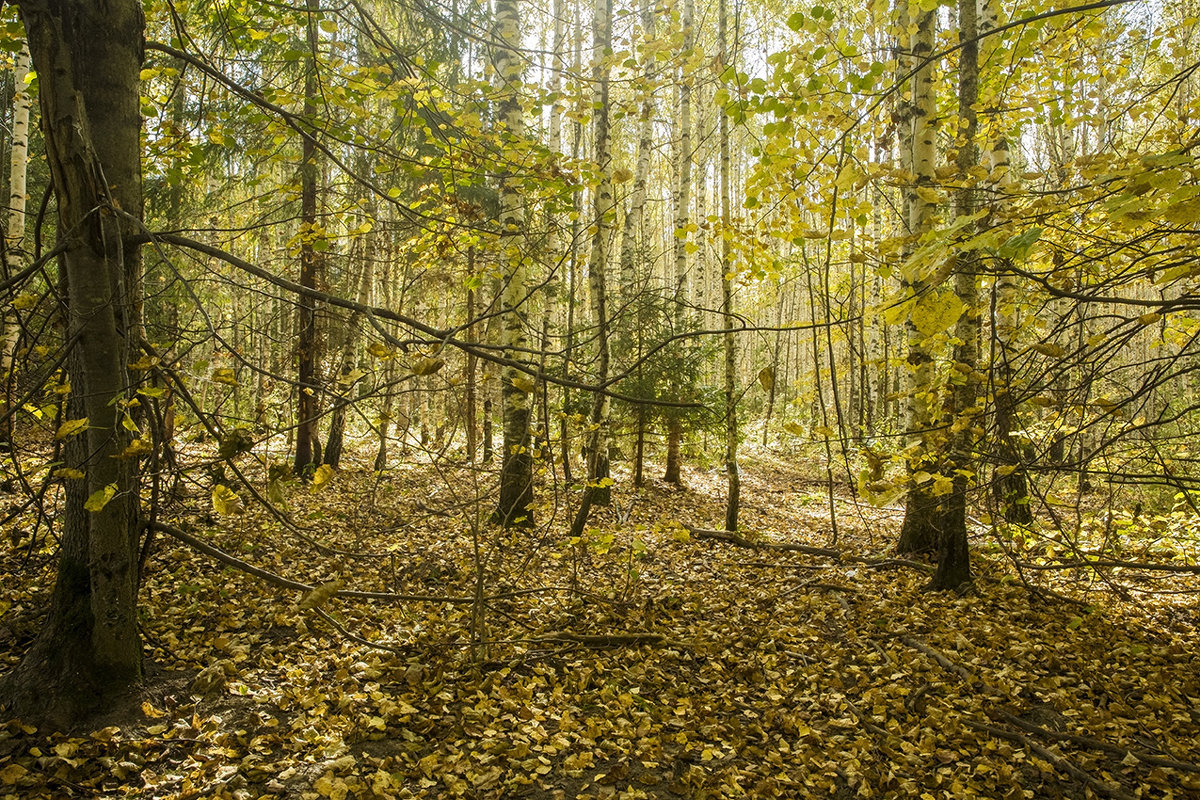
[298,578,344,611]
[212,367,238,386]
[0,763,27,784]
[56,417,89,440]
[758,366,775,392]
[912,291,964,338]
[510,375,537,394]
[1031,342,1067,358]
[127,355,159,370]
[54,467,85,480]
[411,356,444,376]
[211,484,244,516]
[311,463,334,492]
[1137,312,1162,326]
[113,438,153,460]
[84,483,118,512]
[931,475,955,496]
[11,292,39,311]
[783,421,805,436]
[367,342,394,359]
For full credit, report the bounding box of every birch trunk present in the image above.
[719,0,740,533]
[896,2,942,555]
[492,0,535,527]
[0,44,31,450]
[580,0,614,514]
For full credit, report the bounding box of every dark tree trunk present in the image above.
[294,0,321,477]
[897,483,940,555]
[1,0,145,726]
[664,416,683,485]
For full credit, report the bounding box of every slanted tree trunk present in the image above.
[0,44,31,451]
[492,0,535,527]
[1,0,144,725]
[896,1,941,555]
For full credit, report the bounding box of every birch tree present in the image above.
[492,0,536,527]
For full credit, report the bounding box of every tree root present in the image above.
[962,718,1137,800]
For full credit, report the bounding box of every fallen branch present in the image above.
[995,709,1200,774]
[1016,559,1200,574]
[150,521,474,605]
[531,631,680,649]
[687,525,934,573]
[898,635,976,684]
[962,719,1136,800]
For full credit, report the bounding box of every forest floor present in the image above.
[0,450,1198,799]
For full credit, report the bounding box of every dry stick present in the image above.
[150,521,473,605]
[994,710,1200,774]
[898,634,976,683]
[961,719,1137,800]
[897,634,1199,790]
[530,631,685,649]
[1016,559,1200,575]
[687,525,935,573]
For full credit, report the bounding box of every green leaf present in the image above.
[996,227,1042,260]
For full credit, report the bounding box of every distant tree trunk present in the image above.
[0,44,31,451]
[719,0,739,533]
[929,0,979,590]
[618,0,655,299]
[492,0,535,527]
[896,1,941,555]
[324,252,372,469]
[294,0,321,476]
[1,0,144,725]
[981,0,1032,525]
[465,277,479,463]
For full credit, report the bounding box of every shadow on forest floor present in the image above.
[0,451,1197,798]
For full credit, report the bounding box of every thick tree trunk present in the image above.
[929,0,980,590]
[492,0,535,527]
[2,0,145,725]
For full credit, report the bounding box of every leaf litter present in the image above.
[0,454,1197,799]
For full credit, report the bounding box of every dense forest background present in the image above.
[0,0,1196,796]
